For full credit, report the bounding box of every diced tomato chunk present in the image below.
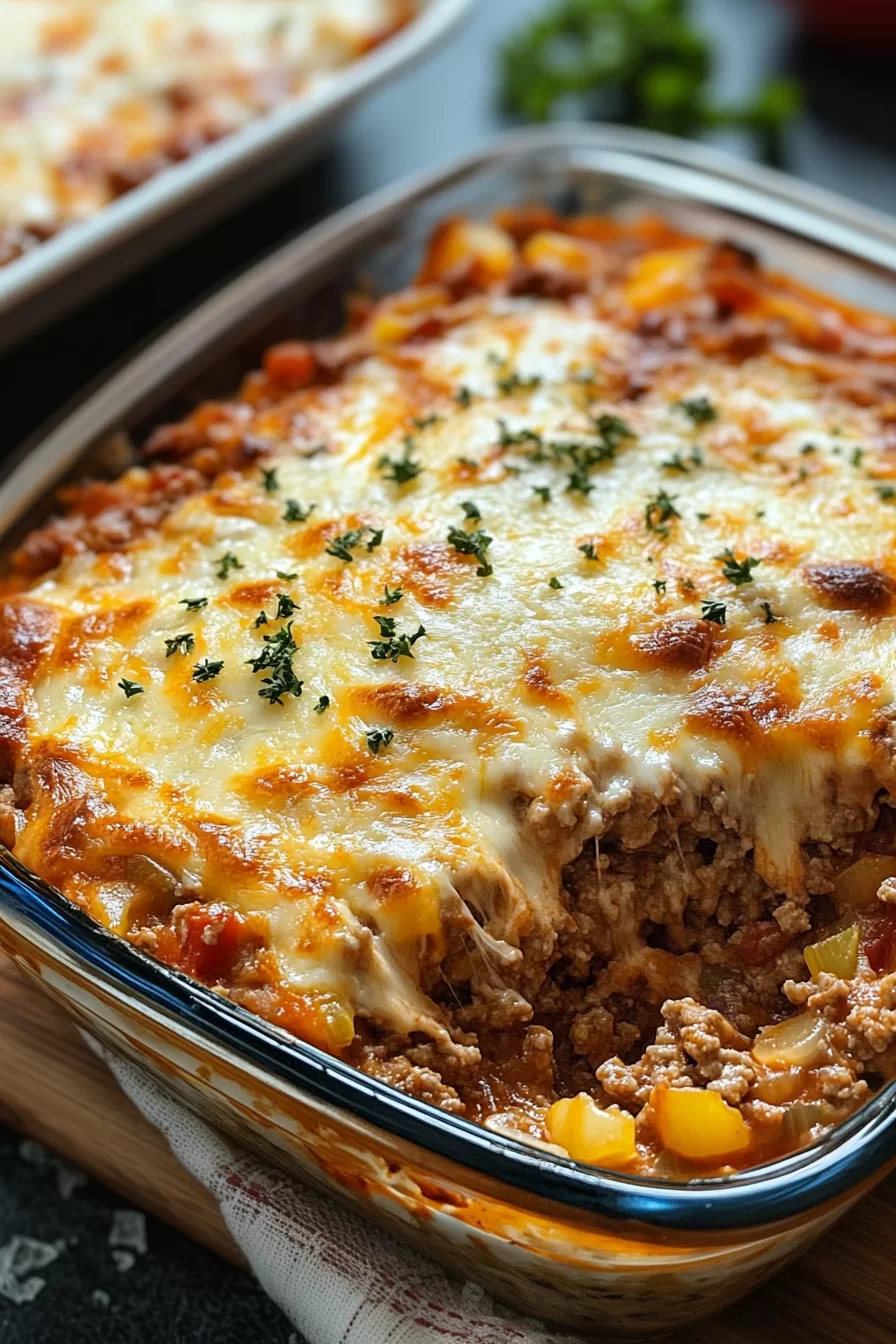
[179,903,246,983]
[735,920,792,968]
[262,341,318,389]
[862,908,896,975]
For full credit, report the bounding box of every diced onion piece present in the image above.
[752,1012,829,1069]
[652,1086,750,1162]
[833,855,896,910]
[804,924,859,979]
[545,1094,636,1167]
[752,1068,804,1105]
[781,1101,826,1144]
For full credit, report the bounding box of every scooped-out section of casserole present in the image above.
[5,208,896,1179]
[0,0,414,266]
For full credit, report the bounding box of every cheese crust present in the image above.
[0,0,411,265]
[6,210,896,1176]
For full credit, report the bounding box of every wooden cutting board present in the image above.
[1,951,893,1344]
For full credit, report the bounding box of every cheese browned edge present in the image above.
[5,207,896,1178]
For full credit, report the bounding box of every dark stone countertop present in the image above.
[1,1,895,1340]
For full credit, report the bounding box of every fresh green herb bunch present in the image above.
[499,0,800,157]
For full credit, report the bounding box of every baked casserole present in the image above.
[0,0,413,266]
[5,208,896,1179]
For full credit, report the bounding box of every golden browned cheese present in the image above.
[6,210,896,1175]
[0,0,412,263]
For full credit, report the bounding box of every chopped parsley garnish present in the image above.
[800,442,816,456]
[497,371,541,395]
[325,526,384,563]
[696,511,711,521]
[702,599,727,626]
[532,485,552,503]
[679,396,717,424]
[456,455,479,469]
[274,593,299,620]
[661,452,691,473]
[180,597,208,611]
[548,576,563,590]
[368,615,427,663]
[254,612,269,628]
[283,499,315,523]
[413,414,440,431]
[851,447,865,468]
[313,695,330,714]
[653,579,667,594]
[276,570,298,581]
[497,419,543,450]
[380,585,404,607]
[118,678,144,699]
[366,726,394,756]
[446,524,493,577]
[247,622,303,705]
[260,466,279,493]
[378,439,423,486]
[717,548,761,585]
[164,633,195,658]
[644,490,680,538]
[578,542,599,561]
[566,464,594,496]
[876,485,896,503]
[760,601,779,624]
[455,385,473,408]
[193,659,224,683]
[460,500,481,521]
[215,552,243,580]
[594,413,634,450]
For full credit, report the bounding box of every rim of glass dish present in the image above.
[3,124,896,1233]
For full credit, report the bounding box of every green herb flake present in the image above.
[578,542,599,561]
[455,385,473,408]
[366,726,394,756]
[380,585,404,607]
[851,447,865,468]
[413,414,440,431]
[215,552,243,580]
[498,418,544,452]
[164,632,195,658]
[326,526,383,563]
[180,597,208,611]
[460,500,481,521]
[532,485,552,503]
[800,442,817,456]
[118,678,144,699]
[876,485,896,503]
[653,579,667,594]
[702,599,727,626]
[368,616,427,663]
[378,438,423,487]
[447,524,493,577]
[760,601,779,624]
[313,695,330,714]
[680,396,717,424]
[717,548,761,586]
[247,622,303,705]
[283,499,315,523]
[497,371,541,395]
[644,489,681,538]
[193,659,224,683]
[260,466,279,493]
[548,576,563,590]
[661,452,691,474]
[254,612,269,628]
[696,511,711,521]
[594,413,634,450]
[276,570,298,581]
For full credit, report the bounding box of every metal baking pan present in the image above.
[0,0,473,352]
[3,126,896,1337]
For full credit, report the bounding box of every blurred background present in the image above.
[1,1,895,1341]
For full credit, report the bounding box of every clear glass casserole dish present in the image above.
[3,125,896,1337]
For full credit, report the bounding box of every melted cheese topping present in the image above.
[0,0,406,238]
[8,226,896,1056]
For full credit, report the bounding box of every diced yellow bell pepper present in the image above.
[521,230,594,277]
[545,1094,637,1167]
[425,220,517,283]
[752,1012,829,1069]
[652,1086,751,1162]
[804,924,859,980]
[833,855,896,910]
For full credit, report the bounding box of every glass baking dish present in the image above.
[3,125,896,1337]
